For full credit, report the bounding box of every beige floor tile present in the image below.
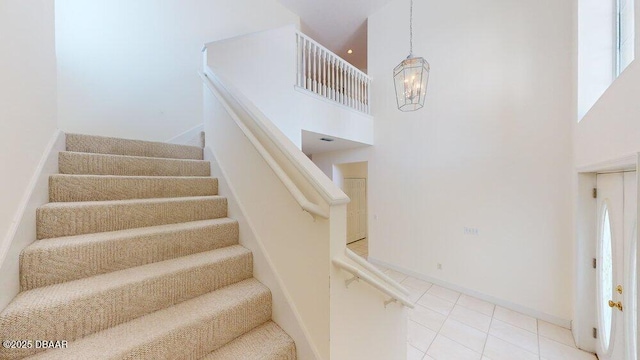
[427,335,481,360]
[488,319,538,354]
[439,318,487,353]
[385,268,409,283]
[427,285,461,303]
[417,294,456,316]
[408,320,437,353]
[493,306,537,333]
[409,304,447,332]
[407,343,426,360]
[539,337,597,360]
[538,320,575,348]
[457,294,495,317]
[483,336,538,360]
[449,304,492,333]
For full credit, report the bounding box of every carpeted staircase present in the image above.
[0,133,296,360]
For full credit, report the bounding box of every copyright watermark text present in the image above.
[2,340,68,350]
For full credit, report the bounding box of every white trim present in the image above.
[577,154,637,173]
[367,256,573,329]
[165,124,204,147]
[0,129,63,267]
[294,86,374,119]
[203,147,323,360]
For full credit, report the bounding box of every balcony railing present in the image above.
[296,32,372,115]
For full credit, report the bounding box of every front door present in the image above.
[596,172,637,360]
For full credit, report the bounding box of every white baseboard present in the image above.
[166,124,204,147]
[367,256,572,329]
[0,130,65,310]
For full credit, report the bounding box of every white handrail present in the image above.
[345,249,410,296]
[296,31,372,114]
[199,71,329,220]
[296,31,369,79]
[333,258,414,308]
[201,62,349,208]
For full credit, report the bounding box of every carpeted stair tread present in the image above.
[0,246,253,359]
[25,279,272,360]
[59,151,210,177]
[66,133,203,160]
[21,218,239,290]
[200,321,296,360]
[36,196,227,239]
[49,174,218,202]
[2,132,296,360]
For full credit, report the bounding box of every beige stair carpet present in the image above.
[59,152,211,177]
[0,133,296,360]
[49,175,218,202]
[36,196,228,239]
[201,321,296,360]
[66,133,204,160]
[21,218,239,290]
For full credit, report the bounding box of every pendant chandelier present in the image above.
[393,0,430,112]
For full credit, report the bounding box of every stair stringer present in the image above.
[0,130,65,310]
[205,147,321,360]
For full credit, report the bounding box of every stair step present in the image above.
[66,133,203,160]
[0,246,254,359]
[59,152,210,177]
[49,175,218,202]
[21,218,239,290]
[22,279,271,360]
[201,321,296,360]
[36,196,227,239]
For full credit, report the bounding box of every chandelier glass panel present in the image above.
[394,0,430,112]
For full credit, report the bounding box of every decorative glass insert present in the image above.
[600,206,614,351]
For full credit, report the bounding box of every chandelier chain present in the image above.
[409,0,413,55]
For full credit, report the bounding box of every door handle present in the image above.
[609,300,623,311]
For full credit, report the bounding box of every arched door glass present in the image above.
[600,206,614,351]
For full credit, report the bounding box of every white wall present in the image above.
[55,0,299,141]
[333,162,368,191]
[574,60,640,168]
[0,0,57,270]
[315,0,576,323]
[574,0,640,168]
[206,25,374,149]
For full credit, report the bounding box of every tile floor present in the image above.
[346,239,597,360]
[347,238,368,258]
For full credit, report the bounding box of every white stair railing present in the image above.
[296,32,372,115]
[332,258,414,309]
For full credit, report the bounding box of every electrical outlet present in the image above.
[437,263,442,270]
[464,227,479,235]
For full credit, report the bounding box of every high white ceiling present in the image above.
[277,0,393,71]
